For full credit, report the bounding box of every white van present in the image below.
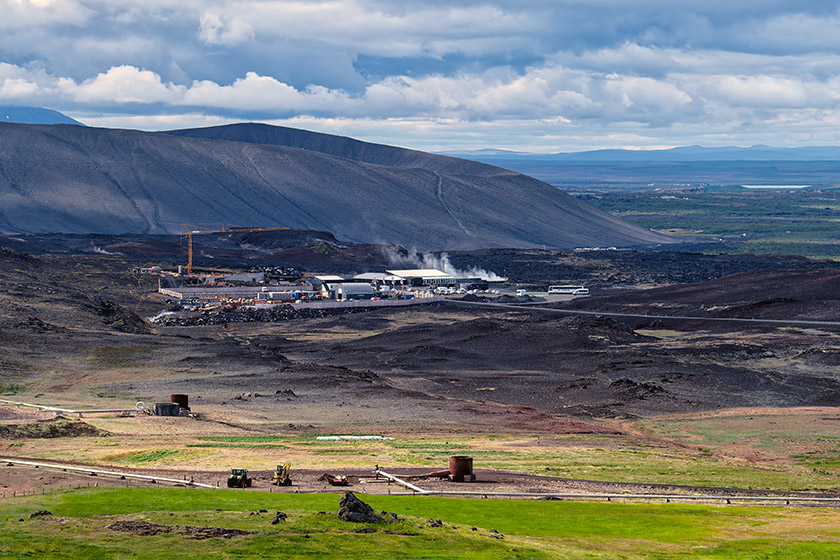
[515,289,527,297]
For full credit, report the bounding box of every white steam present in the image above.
[384,248,506,281]
[88,244,122,255]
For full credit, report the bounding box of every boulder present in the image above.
[337,493,385,524]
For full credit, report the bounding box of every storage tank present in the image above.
[170,394,189,410]
[153,402,180,416]
[449,456,474,482]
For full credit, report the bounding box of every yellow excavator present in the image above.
[273,463,292,486]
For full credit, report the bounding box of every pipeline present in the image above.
[0,399,145,418]
[384,489,840,505]
[374,470,430,494]
[0,457,216,489]
[372,470,840,506]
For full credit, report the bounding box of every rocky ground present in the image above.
[0,246,839,425]
[1,241,839,499]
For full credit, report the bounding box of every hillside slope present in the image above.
[0,122,671,250]
[0,106,84,126]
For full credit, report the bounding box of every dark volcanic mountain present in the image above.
[0,106,84,126]
[0,122,670,250]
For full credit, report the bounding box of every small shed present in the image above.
[336,283,375,301]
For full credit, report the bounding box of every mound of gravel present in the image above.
[0,418,110,439]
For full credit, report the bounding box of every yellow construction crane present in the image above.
[180,224,290,274]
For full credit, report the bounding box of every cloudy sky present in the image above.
[3,1,840,152]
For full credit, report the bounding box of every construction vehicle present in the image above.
[227,468,253,488]
[272,463,292,486]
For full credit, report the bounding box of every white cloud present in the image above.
[198,12,254,46]
[193,1,540,57]
[6,3,840,150]
[180,72,358,112]
[61,65,184,103]
[0,0,93,28]
[0,77,39,99]
[705,75,831,108]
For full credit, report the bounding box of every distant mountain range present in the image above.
[0,122,670,250]
[445,145,840,162]
[0,106,84,126]
[447,147,840,187]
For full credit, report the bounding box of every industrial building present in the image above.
[386,269,456,287]
[156,266,489,308]
[336,283,376,301]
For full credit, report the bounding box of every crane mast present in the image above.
[180,224,290,274]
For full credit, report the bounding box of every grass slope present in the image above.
[2,488,840,559]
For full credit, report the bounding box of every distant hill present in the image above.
[446,145,840,162]
[0,106,84,126]
[0,122,671,250]
[452,145,840,187]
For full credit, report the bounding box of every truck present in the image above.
[227,468,253,488]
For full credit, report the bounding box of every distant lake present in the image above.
[741,185,811,189]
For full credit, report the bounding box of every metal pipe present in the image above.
[374,470,430,494]
[0,399,146,417]
[0,399,76,413]
[0,457,216,489]
[384,489,840,504]
[370,471,839,505]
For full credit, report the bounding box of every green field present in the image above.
[16,415,840,494]
[576,187,840,259]
[2,488,840,559]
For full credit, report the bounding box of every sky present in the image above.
[2,1,840,152]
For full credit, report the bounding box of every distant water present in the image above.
[741,185,810,189]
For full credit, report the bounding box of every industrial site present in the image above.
[2,232,840,491]
[1,123,840,558]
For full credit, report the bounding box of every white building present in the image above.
[386,269,455,287]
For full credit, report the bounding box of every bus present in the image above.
[548,285,589,295]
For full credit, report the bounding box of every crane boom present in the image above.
[180,224,290,274]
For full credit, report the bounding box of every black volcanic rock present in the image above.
[0,122,671,251]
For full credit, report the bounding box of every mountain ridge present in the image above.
[445,145,840,163]
[0,121,671,250]
[0,106,84,126]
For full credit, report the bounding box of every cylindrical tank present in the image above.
[170,394,189,410]
[449,456,474,482]
[153,402,180,416]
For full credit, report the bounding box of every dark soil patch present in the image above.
[796,348,840,366]
[107,520,251,539]
[86,298,148,334]
[179,525,252,540]
[108,520,172,536]
[0,418,110,439]
[565,268,840,321]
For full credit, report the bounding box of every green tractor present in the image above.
[273,463,292,486]
[227,468,253,488]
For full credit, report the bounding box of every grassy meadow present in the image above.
[576,187,840,259]
[2,487,840,559]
